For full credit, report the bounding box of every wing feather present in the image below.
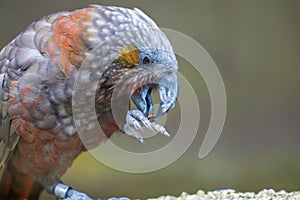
[0,69,20,168]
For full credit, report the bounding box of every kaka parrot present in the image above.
[0,5,178,199]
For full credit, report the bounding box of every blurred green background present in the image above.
[1,0,300,199]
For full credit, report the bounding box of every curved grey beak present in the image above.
[131,72,178,119]
[155,84,178,118]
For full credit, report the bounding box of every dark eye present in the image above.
[142,56,151,64]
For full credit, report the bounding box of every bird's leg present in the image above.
[123,109,170,143]
[44,182,92,200]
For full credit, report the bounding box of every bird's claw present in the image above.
[63,189,92,200]
[123,110,170,142]
[151,122,171,137]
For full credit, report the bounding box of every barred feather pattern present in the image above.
[0,4,167,191]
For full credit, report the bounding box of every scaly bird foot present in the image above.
[63,189,92,200]
[123,110,170,142]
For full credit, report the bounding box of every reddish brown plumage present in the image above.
[0,7,104,199]
[0,4,178,199]
[48,7,95,75]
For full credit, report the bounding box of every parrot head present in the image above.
[117,9,179,120]
[89,6,179,120]
[129,48,178,119]
[106,33,178,121]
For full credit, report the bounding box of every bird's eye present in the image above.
[142,56,151,64]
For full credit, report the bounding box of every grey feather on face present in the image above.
[88,4,176,64]
[78,5,179,125]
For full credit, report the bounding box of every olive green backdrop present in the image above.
[0,0,299,199]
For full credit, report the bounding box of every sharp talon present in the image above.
[139,116,154,131]
[151,122,171,137]
[138,137,144,143]
[124,110,171,142]
[163,130,171,137]
[144,121,154,131]
[133,121,143,132]
[123,123,145,142]
[64,189,92,200]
